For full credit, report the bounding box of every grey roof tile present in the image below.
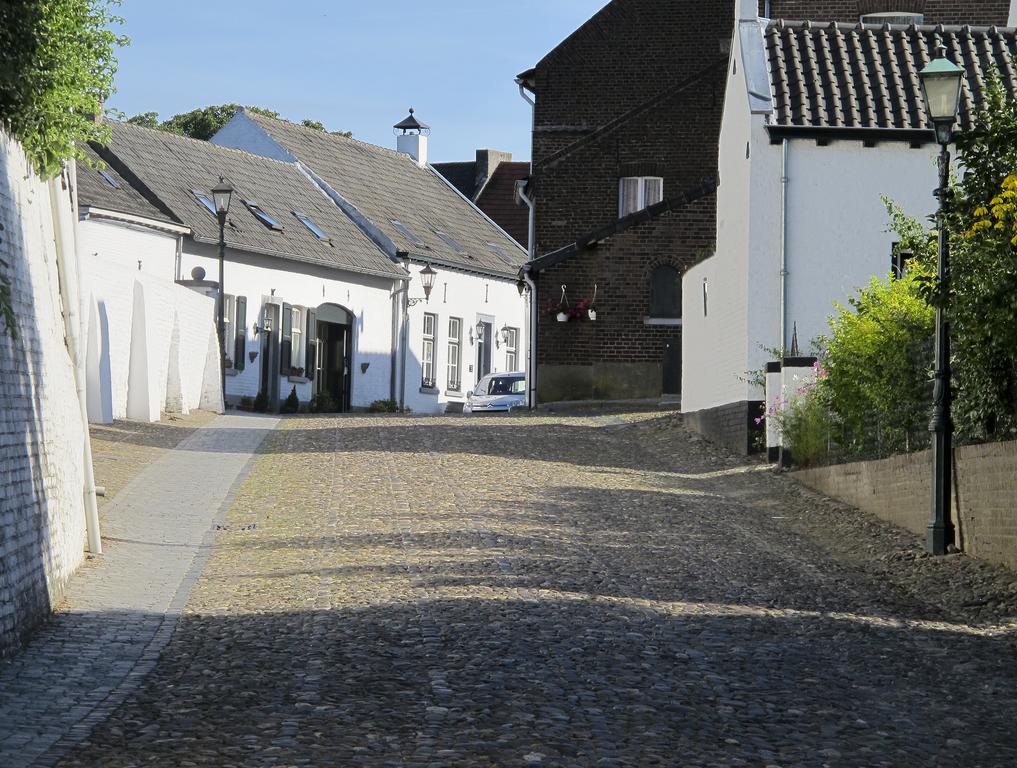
[93,121,405,279]
[76,142,179,225]
[766,21,1017,133]
[241,111,527,278]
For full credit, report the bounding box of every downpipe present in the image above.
[515,179,538,410]
[779,138,789,353]
[51,163,102,555]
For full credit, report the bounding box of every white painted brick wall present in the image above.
[0,133,87,656]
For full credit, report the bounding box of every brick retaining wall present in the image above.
[794,440,1017,570]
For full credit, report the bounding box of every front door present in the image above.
[476,322,492,378]
[260,304,280,405]
[315,321,351,412]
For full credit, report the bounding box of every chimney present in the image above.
[474,149,512,200]
[394,108,430,167]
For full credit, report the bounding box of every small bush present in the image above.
[280,386,300,414]
[368,399,399,413]
[238,395,253,411]
[310,392,338,413]
[253,390,269,413]
[781,392,834,468]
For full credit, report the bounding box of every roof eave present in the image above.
[766,125,938,145]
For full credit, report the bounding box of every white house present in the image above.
[77,114,528,416]
[211,109,529,413]
[681,4,1017,452]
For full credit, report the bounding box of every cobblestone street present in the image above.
[22,412,1017,766]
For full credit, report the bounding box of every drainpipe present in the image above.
[779,138,789,354]
[51,163,102,555]
[399,256,411,411]
[516,180,538,411]
[173,234,183,281]
[764,0,771,17]
[389,280,400,402]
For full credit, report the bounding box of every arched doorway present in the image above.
[313,303,353,412]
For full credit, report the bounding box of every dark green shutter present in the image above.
[280,302,292,374]
[234,296,247,371]
[305,308,317,381]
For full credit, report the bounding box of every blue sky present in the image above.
[109,0,607,163]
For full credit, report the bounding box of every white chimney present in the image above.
[394,108,430,167]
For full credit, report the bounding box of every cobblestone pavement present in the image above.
[0,414,277,767]
[36,413,1017,766]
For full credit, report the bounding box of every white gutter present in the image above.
[52,163,102,554]
[779,138,789,353]
[79,206,189,236]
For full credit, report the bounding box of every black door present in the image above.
[662,337,681,395]
[317,321,351,412]
[477,322,492,378]
[260,304,280,405]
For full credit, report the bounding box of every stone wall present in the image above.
[794,440,1017,570]
[684,400,764,455]
[0,133,88,657]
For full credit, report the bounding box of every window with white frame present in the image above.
[504,327,519,371]
[619,177,663,217]
[447,317,462,391]
[422,313,437,389]
[291,306,305,372]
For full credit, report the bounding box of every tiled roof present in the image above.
[432,161,476,198]
[476,162,530,248]
[239,111,528,279]
[76,142,179,226]
[94,122,405,279]
[765,20,1017,134]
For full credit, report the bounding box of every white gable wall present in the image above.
[77,217,179,279]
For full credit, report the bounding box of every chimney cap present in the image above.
[394,107,431,135]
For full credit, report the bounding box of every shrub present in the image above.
[280,386,300,414]
[310,392,338,413]
[238,395,253,411]
[780,390,835,468]
[253,390,269,413]
[0,1,127,177]
[368,399,399,413]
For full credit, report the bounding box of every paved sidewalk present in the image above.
[0,413,278,768]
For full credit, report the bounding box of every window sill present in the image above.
[419,386,439,395]
[643,317,683,326]
[224,368,239,377]
[445,389,463,398]
[288,375,309,384]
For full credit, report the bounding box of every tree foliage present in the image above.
[126,104,351,141]
[0,0,127,177]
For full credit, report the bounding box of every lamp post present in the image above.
[211,177,234,406]
[919,46,964,555]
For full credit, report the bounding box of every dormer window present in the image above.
[619,177,663,217]
[859,11,924,25]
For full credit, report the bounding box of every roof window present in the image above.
[390,219,424,246]
[859,11,924,25]
[293,211,328,239]
[189,189,218,217]
[486,242,517,267]
[434,229,465,253]
[97,168,121,189]
[243,200,283,231]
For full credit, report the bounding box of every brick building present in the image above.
[521,0,1013,407]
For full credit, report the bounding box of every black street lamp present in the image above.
[419,263,436,302]
[211,177,234,406]
[919,46,964,555]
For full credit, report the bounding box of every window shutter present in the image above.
[305,308,317,380]
[234,296,247,370]
[280,302,292,374]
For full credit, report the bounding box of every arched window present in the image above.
[649,265,681,319]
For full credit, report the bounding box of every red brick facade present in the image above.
[528,0,1010,405]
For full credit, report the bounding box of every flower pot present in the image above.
[588,309,597,321]
[556,311,569,322]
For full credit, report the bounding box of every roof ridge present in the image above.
[106,118,302,169]
[241,108,417,163]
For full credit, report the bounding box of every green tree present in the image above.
[126,105,351,140]
[0,0,127,177]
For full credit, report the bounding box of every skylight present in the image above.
[97,169,120,189]
[486,242,518,266]
[434,229,464,253]
[390,219,423,246]
[293,211,328,239]
[189,189,218,217]
[243,199,283,231]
